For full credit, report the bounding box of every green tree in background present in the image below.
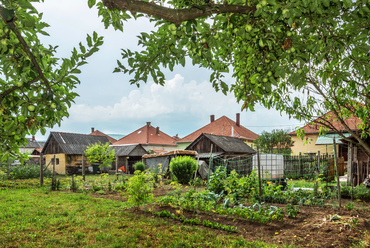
[85,142,115,168]
[255,129,294,154]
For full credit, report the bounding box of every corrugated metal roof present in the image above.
[197,152,224,159]
[24,138,42,148]
[315,133,351,145]
[43,132,110,155]
[111,144,147,157]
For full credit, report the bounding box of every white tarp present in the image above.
[198,160,209,179]
[252,153,284,180]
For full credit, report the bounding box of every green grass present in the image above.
[0,187,286,248]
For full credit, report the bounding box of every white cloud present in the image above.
[68,74,240,123]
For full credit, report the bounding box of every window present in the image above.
[56,158,59,165]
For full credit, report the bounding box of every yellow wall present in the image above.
[290,134,338,155]
[45,154,93,175]
[45,154,66,175]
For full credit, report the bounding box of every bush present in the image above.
[207,166,227,194]
[169,156,198,184]
[125,170,153,208]
[0,164,52,180]
[134,161,146,172]
[341,184,370,202]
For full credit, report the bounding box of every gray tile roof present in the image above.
[24,138,43,148]
[203,133,256,154]
[111,144,147,157]
[42,132,110,155]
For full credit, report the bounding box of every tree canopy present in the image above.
[1,0,370,157]
[255,129,294,154]
[0,0,103,157]
[85,142,115,168]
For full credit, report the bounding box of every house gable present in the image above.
[178,114,258,144]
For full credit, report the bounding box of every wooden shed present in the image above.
[111,145,148,174]
[185,133,256,159]
[41,132,110,175]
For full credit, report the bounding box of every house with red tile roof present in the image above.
[89,128,118,144]
[113,122,178,152]
[177,113,259,150]
[289,111,362,155]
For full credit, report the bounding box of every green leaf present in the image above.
[343,0,352,8]
[1,8,14,22]
[88,0,96,8]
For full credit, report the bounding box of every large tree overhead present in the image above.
[94,0,370,156]
[1,0,370,159]
[0,0,103,157]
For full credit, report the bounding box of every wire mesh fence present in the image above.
[209,153,341,183]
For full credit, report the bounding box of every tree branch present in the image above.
[103,0,254,24]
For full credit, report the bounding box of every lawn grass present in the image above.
[0,187,283,248]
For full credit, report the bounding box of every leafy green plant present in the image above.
[285,204,300,218]
[207,166,227,194]
[2,163,52,180]
[134,161,146,172]
[169,156,198,184]
[125,170,153,208]
[85,142,115,168]
[345,202,355,211]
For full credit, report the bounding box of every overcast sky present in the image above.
[32,0,303,141]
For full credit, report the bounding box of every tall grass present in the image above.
[0,187,278,247]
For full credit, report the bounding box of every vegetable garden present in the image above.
[1,158,370,247]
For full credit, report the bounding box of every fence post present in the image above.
[7,156,10,178]
[348,143,353,185]
[333,138,341,208]
[299,152,302,178]
[82,155,85,181]
[52,155,56,176]
[116,156,119,181]
[257,146,262,197]
[40,153,44,186]
[208,144,213,181]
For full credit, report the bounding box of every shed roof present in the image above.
[186,133,256,154]
[42,132,110,155]
[315,133,351,145]
[111,144,147,157]
[142,150,198,159]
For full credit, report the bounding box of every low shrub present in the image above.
[207,166,227,194]
[1,164,52,180]
[125,170,153,208]
[169,156,198,184]
[341,184,370,202]
[134,162,146,172]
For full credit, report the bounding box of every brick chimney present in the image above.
[210,115,215,123]
[156,127,160,135]
[91,127,95,133]
[236,113,240,127]
[146,122,151,127]
[32,135,35,141]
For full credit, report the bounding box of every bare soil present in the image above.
[91,187,370,248]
